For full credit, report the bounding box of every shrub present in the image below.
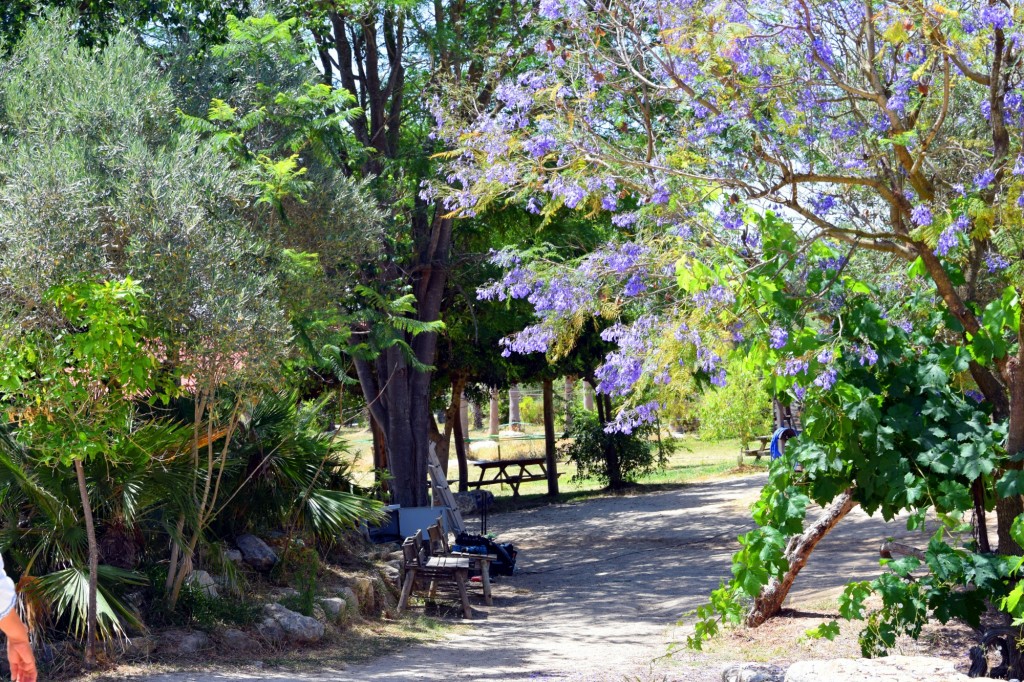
[696,357,773,452]
[560,409,671,488]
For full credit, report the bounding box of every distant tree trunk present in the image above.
[509,385,521,431]
[489,388,500,435]
[564,377,575,432]
[746,488,857,626]
[473,400,484,430]
[460,393,470,440]
[75,458,98,666]
[583,381,595,411]
[543,379,559,496]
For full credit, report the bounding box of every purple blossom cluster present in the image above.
[499,323,556,356]
[768,326,788,350]
[911,204,933,227]
[934,215,969,257]
[605,400,661,434]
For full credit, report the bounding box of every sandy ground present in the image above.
[130,473,969,682]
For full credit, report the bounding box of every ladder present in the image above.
[427,443,466,535]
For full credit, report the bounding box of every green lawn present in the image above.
[339,426,768,509]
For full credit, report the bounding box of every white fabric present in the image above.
[0,553,17,620]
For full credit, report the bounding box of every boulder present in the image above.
[722,663,785,682]
[784,656,1000,682]
[224,549,243,564]
[320,598,352,624]
[338,586,359,615]
[219,628,259,653]
[262,603,325,643]
[383,563,401,587]
[255,617,286,645]
[160,629,210,655]
[186,570,219,599]
[351,576,374,614]
[273,587,300,602]
[121,636,156,660]
[235,534,279,571]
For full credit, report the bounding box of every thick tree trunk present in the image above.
[460,393,470,439]
[583,381,595,411]
[509,385,521,431]
[543,379,559,496]
[489,388,500,435]
[601,394,623,489]
[747,488,857,627]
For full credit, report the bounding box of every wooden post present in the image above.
[489,388,500,435]
[543,379,559,496]
[564,377,575,431]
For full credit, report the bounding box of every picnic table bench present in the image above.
[743,435,773,461]
[466,456,551,497]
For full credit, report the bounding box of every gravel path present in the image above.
[134,474,938,682]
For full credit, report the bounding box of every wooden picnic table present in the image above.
[466,456,550,497]
[743,435,773,461]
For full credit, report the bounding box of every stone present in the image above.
[255,617,286,645]
[220,628,259,653]
[263,603,325,643]
[235,534,279,571]
[224,549,243,564]
[320,597,351,624]
[722,663,784,682]
[352,576,374,614]
[160,629,210,655]
[338,586,359,615]
[273,587,300,602]
[784,656,1001,682]
[121,636,156,659]
[383,562,401,586]
[186,570,219,599]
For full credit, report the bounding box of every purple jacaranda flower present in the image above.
[769,327,788,350]
[813,367,838,390]
[987,251,1010,272]
[605,400,661,434]
[793,385,806,401]
[911,204,933,227]
[601,195,618,211]
[975,168,996,189]
[965,389,984,403]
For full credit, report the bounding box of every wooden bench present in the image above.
[427,520,494,606]
[743,435,773,461]
[396,530,473,618]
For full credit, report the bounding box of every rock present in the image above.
[187,570,219,599]
[256,617,286,645]
[383,564,401,587]
[784,656,1000,682]
[723,663,784,682]
[121,636,156,659]
[337,586,358,615]
[351,576,374,614]
[320,597,352,624]
[220,628,259,653]
[263,603,325,643]
[274,587,300,602]
[224,549,243,564]
[160,629,210,655]
[235,534,279,571]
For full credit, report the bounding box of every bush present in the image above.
[696,357,772,450]
[560,409,671,488]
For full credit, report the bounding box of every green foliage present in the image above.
[144,566,262,631]
[277,547,320,617]
[696,356,773,450]
[560,409,671,488]
[29,565,147,642]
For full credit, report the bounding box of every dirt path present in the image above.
[134,474,954,682]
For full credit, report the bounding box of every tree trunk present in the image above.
[746,488,857,627]
[543,379,559,496]
[473,400,484,430]
[489,388,500,435]
[74,458,98,666]
[460,393,470,440]
[453,398,470,493]
[509,385,521,431]
[583,381,595,411]
[601,394,623,489]
[564,377,574,432]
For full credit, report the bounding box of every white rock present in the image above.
[186,570,219,599]
[784,656,1000,682]
[263,603,325,643]
[320,598,350,624]
[338,586,359,615]
[722,663,784,682]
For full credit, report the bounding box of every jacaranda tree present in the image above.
[435,0,1024,660]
